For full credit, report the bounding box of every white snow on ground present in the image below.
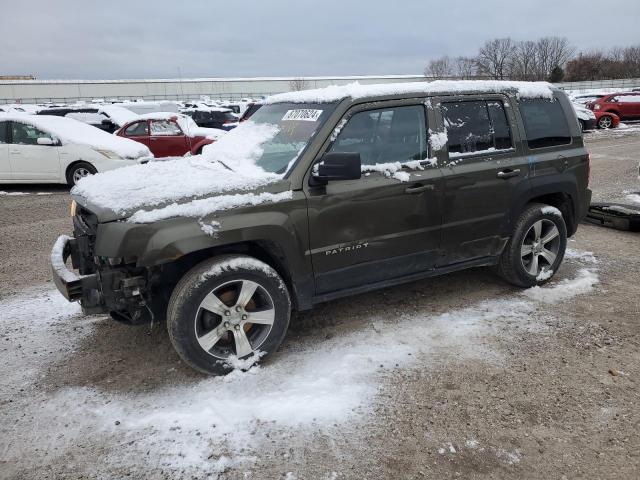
[523,268,599,303]
[565,248,598,264]
[584,120,640,139]
[72,122,282,214]
[266,80,554,104]
[1,253,599,477]
[0,191,54,196]
[0,288,85,388]
[0,113,151,159]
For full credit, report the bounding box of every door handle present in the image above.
[404,184,434,194]
[10,150,20,154]
[497,169,520,179]
[150,138,158,141]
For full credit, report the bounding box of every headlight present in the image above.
[70,200,77,217]
[594,105,601,110]
[94,148,120,159]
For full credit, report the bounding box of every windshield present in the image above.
[246,102,335,174]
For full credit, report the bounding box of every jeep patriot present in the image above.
[51,80,592,375]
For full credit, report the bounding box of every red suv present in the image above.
[115,113,223,157]
[587,92,640,127]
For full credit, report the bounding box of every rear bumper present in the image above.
[51,235,100,304]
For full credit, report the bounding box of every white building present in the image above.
[0,75,427,104]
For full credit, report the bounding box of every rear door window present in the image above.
[519,98,571,149]
[440,100,513,156]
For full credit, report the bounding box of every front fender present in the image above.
[93,192,311,287]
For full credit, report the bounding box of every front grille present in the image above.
[73,207,98,275]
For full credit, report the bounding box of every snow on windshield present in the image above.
[72,121,283,214]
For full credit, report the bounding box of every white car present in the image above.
[0,114,153,186]
[571,103,597,131]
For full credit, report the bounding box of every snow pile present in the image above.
[50,235,81,283]
[523,268,599,303]
[0,113,151,159]
[541,205,563,216]
[361,159,436,182]
[266,80,555,104]
[429,130,448,152]
[73,122,283,215]
[449,147,513,159]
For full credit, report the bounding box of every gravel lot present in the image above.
[1,130,639,479]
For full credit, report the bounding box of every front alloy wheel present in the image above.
[167,255,291,375]
[195,279,276,359]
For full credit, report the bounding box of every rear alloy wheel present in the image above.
[496,203,567,287]
[66,162,97,186]
[167,255,291,375]
[598,115,613,129]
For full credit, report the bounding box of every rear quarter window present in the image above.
[519,98,571,149]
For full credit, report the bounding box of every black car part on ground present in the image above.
[584,202,640,232]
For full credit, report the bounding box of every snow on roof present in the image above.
[265,80,556,104]
[0,113,151,159]
[72,122,281,215]
[98,105,139,126]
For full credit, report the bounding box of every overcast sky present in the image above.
[2,0,639,80]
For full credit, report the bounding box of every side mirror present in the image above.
[37,137,55,146]
[311,152,361,185]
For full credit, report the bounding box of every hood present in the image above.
[72,122,287,222]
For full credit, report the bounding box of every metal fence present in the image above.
[555,78,640,93]
[0,92,275,105]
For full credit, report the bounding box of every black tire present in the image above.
[579,120,585,132]
[167,255,291,375]
[66,161,97,186]
[597,115,613,129]
[496,203,567,288]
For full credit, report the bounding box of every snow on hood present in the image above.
[0,113,151,159]
[72,121,282,215]
[265,80,555,104]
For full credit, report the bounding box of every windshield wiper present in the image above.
[217,160,234,172]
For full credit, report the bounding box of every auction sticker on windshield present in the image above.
[282,109,323,122]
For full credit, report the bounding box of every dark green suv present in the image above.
[52,81,592,375]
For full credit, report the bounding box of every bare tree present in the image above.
[534,37,574,80]
[425,56,453,79]
[289,78,310,91]
[509,40,538,80]
[476,38,514,79]
[453,56,477,79]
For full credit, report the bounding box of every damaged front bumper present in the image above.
[50,235,102,309]
[51,234,155,322]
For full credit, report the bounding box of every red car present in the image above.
[115,113,224,157]
[587,92,640,128]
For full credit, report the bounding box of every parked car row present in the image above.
[570,90,640,130]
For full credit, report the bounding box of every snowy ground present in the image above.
[1,133,639,479]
